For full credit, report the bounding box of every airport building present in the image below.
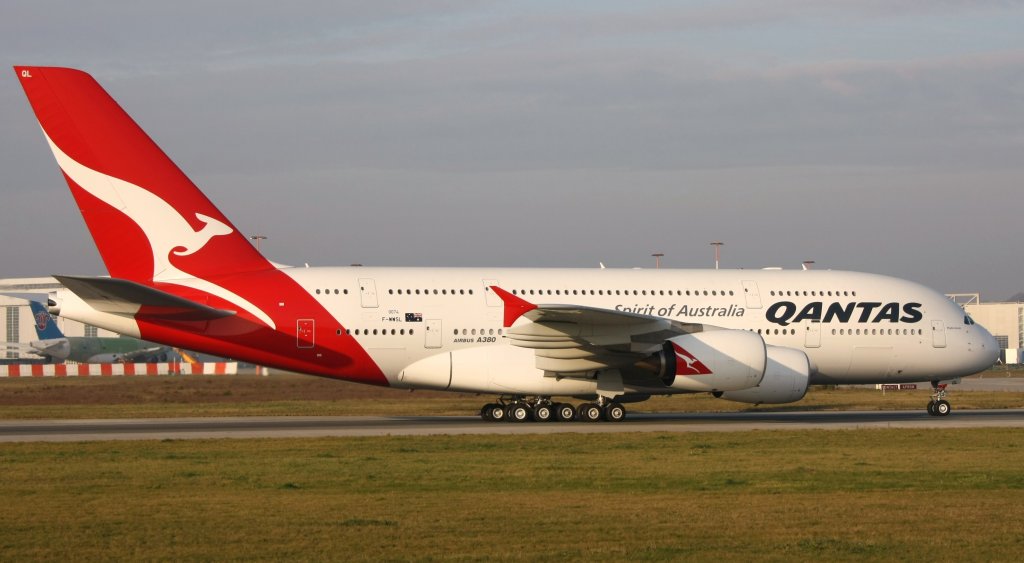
[1,277,123,361]
[955,295,1024,365]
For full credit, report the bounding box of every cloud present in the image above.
[1,1,1022,298]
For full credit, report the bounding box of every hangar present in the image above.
[952,294,1023,365]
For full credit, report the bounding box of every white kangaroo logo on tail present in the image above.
[43,132,276,328]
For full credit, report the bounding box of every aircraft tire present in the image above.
[532,404,554,422]
[603,402,626,422]
[926,401,937,416]
[555,403,576,422]
[578,403,602,422]
[936,400,951,416]
[507,402,531,423]
[486,404,506,422]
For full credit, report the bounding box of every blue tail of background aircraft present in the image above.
[28,300,64,340]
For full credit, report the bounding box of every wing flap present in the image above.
[490,285,707,375]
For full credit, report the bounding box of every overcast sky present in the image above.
[1,1,1022,300]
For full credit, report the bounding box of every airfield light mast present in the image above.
[711,241,723,270]
[249,234,267,252]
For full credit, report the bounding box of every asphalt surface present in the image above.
[3,409,1024,442]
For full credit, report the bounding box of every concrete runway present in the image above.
[3,409,1024,442]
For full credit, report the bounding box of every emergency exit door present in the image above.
[804,321,821,348]
[931,320,946,348]
[358,278,378,308]
[741,280,762,309]
[424,319,442,349]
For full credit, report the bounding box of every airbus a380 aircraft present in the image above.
[13,66,998,421]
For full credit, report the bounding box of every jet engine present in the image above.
[638,330,767,392]
[714,346,810,404]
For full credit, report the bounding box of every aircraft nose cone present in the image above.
[974,325,1000,371]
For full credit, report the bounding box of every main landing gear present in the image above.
[926,381,952,417]
[480,397,627,423]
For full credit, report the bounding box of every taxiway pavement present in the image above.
[3,409,1024,442]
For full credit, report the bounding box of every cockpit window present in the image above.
[964,315,975,326]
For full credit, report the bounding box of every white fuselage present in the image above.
[280,266,995,386]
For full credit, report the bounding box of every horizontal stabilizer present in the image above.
[55,275,236,321]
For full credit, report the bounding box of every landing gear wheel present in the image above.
[532,403,554,422]
[929,381,952,417]
[578,402,602,422]
[481,403,496,421]
[603,402,626,422]
[555,403,576,422]
[507,402,531,423]
[486,403,506,422]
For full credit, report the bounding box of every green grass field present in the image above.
[2,429,1024,561]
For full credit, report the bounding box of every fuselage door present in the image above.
[741,280,762,309]
[804,321,821,348]
[296,319,314,349]
[931,320,947,348]
[425,319,442,349]
[358,278,378,308]
[482,279,502,307]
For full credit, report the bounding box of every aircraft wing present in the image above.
[55,276,236,321]
[489,286,705,374]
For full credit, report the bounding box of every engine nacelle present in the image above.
[715,346,810,404]
[651,330,766,392]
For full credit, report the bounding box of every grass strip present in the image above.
[1,429,1023,560]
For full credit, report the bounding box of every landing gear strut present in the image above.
[479,397,627,423]
[927,381,951,417]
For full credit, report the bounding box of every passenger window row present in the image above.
[511,288,736,297]
[454,328,503,336]
[389,289,475,296]
[769,290,856,297]
[346,328,415,336]
[833,328,923,336]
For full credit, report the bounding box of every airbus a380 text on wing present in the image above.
[13,66,999,421]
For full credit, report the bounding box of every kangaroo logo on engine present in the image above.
[766,301,923,327]
[672,343,713,375]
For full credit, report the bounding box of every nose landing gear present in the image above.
[926,381,951,416]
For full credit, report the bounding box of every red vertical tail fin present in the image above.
[14,66,272,283]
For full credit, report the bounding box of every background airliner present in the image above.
[13,66,999,421]
[23,300,172,363]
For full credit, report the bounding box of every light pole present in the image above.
[711,241,723,270]
[652,253,664,269]
[249,234,267,252]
